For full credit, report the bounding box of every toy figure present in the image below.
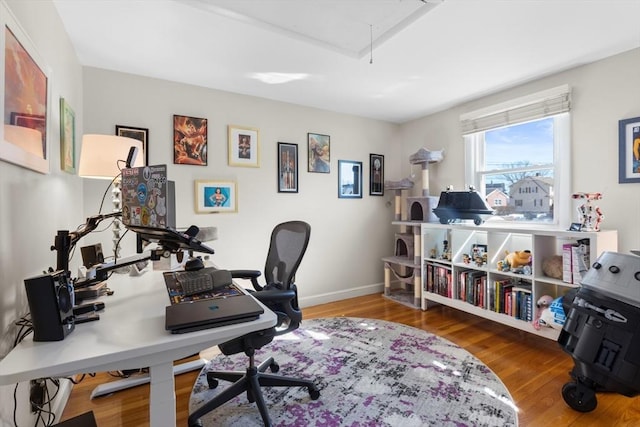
[572,192,604,232]
[534,295,566,330]
[441,240,451,261]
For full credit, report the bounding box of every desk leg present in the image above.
[149,362,177,427]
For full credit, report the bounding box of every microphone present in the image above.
[125,146,139,168]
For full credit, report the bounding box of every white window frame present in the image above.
[462,86,571,227]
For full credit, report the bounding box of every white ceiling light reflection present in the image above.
[249,72,310,84]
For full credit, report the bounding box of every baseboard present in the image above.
[298,282,384,308]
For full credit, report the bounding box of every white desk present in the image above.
[0,268,277,426]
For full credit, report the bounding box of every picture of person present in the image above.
[205,187,227,207]
[372,157,383,194]
[174,115,207,165]
[238,134,251,159]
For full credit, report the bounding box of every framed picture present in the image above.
[369,153,384,196]
[116,124,149,166]
[277,142,298,193]
[60,98,75,173]
[1,2,51,174]
[338,160,363,198]
[618,116,640,183]
[228,125,259,167]
[308,132,330,173]
[173,114,207,166]
[195,180,237,213]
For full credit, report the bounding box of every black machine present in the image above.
[24,215,215,342]
[557,251,640,412]
[24,270,75,341]
[432,188,494,225]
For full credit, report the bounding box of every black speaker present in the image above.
[24,271,75,341]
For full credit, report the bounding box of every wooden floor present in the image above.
[60,294,640,426]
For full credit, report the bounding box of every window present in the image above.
[462,85,571,224]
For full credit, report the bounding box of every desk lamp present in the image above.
[78,134,144,263]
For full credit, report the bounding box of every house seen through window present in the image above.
[484,117,555,221]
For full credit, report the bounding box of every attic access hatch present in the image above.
[177,0,443,58]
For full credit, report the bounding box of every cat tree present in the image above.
[383,148,444,307]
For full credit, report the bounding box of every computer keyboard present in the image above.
[174,270,215,296]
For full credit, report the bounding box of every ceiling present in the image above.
[52,0,640,124]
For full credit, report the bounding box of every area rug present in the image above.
[190,317,518,426]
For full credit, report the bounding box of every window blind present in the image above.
[460,84,571,135]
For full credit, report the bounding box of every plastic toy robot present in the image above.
[572,192,604,232]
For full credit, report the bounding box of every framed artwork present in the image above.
[1,2,51,174]
[308,132,330,173]
[173,114,207,166]
[618,116,640,183]
[60,98,75,173]
[195,180,237,213]
[116,124,149,166]
[228,125,259,167]
[369,153,384,196]
[338,160,363,198]
[277,142,298,193]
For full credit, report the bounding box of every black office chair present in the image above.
[188,221,320,427]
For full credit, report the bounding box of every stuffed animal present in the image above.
[533,295,566,330]
[505,250,532,268]
[498,250,532,271]
[542,255,563,280]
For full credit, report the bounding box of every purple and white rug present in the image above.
[190,317,518,426]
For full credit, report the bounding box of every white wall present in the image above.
[399,48,640,254]
[0,0,84,425]
[2,1,639,424]
[81,68,401,307]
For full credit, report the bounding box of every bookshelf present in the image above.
[420,222,618,340]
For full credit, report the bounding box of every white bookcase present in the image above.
[419,222,618,340]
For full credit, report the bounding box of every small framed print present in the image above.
[278,142,298,193]
[60,98,75,173]
[195,180,237,213]
[569,222,583,231]
[228,125,259,167]
[338,160,363,198]
[369,153,384,196]
[116,124,149,166]
[308,132,330,173]
[618,116,640,183]
[174,114,207,166]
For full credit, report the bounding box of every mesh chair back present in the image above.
[263,221,310,289]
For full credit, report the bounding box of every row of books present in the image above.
[423,262,533,321]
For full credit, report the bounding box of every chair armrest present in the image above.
[230,269,261,279]
[254,289,296,304]
[230,269,262,291]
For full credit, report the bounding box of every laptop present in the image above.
[121,164,172,228]
[165,294,264,334]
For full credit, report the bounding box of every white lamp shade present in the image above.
[78,134,144,179]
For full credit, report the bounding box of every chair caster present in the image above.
[189,419,203,427]
[269,361,279,373]
[207,376,219,389]
[309,386,320,400]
